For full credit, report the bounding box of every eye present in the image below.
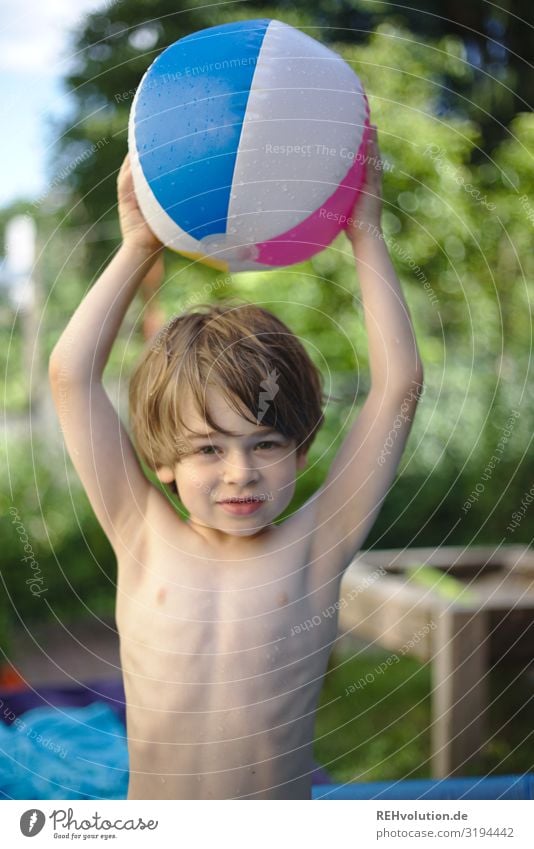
[256,441,278,450]
[197,445,219,455]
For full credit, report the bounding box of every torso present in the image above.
[115,489,344,799]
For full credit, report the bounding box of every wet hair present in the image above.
[129,300,327,485]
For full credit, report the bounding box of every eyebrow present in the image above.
[189,427,281,442]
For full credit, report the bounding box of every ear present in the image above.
[156,465,175,484]
[296,452,308,471]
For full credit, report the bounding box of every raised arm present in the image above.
[49,155,164,552]
[309,126,424,573]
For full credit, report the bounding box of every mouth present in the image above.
[217,496,268,516]
[218,495,268,504]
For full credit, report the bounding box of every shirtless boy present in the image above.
[49,126,423,799]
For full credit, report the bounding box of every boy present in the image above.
[49,126,423,800]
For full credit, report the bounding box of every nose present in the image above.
[221,450,260,486]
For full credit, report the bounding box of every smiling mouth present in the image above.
[219,496,267,503]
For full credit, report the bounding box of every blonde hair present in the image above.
[129,300,326,474]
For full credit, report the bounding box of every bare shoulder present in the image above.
[279,494,344,588]
[281,496,319,548]
[114,484,193,574]
[300,485,355,579]
[144,485,186,529]
[286,479,368,585]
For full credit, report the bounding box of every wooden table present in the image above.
[338,545,534,777]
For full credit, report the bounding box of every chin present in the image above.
[220,523,270,538]
[217,522,270,537]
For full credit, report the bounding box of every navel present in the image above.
[276,591,288,607]
[156,587,167,605]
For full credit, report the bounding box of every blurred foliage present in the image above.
[1,5,533,657]
[0,437,116,645]
[315,648,432,782]
[315,644,534,780]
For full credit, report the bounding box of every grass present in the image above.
[313,642,534,783]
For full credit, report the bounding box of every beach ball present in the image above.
[128,18,370,272]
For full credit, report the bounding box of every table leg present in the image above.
[431,609,489,777]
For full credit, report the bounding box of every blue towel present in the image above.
[0,702,128,800]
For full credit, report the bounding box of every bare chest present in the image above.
[115,518,342,699]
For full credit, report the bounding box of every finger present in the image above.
[118,153,131,182]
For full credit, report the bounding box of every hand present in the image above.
[117,153,163,255]
[345,124,384,245]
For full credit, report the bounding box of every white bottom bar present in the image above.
[3,800,533,848]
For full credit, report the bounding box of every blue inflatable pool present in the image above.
[1,681,531,800]
[312,775,534,800]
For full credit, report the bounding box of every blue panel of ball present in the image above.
[134,19,270,240]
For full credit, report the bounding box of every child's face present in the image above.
[156,386,307,540]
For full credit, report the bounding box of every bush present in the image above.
[0,436,116,651]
